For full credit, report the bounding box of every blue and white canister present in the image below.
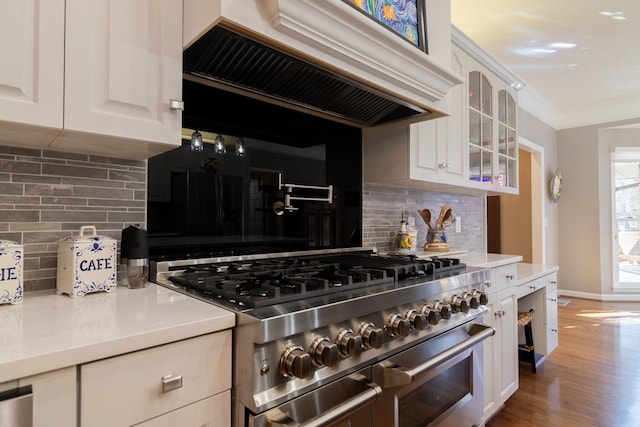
[0,240,23,305]
[56,226,117,298]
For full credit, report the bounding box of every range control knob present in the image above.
[388,313,411,337]
[358,322,384,349]
[336,328,363,358]
[405,309,427,330]
[461,291,478,309]
[451,295,469,313]
[471,288,489,306]
[310,336,339,368]
[420,304,441,325]
[434,301,452,320]
[280,344,311,379]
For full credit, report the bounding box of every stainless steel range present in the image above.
[151,249,493,427]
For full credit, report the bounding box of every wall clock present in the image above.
[550,169,563,203]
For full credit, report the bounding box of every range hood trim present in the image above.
[264,0,463,109]
[184,0,464,119]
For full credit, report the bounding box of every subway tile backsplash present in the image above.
[0,146,484,292]
[0,146,146,291]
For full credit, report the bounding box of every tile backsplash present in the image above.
[1,146,484,292]
[0,146,146,291]
[362,184,484,254]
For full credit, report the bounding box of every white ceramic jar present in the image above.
[0,240,24,305]
[56,226,117,298]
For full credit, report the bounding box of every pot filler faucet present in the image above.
[277,172,333,213]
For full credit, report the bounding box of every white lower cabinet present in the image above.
[482,264,518,423]
[137,391,230,427]
[80,331,232,427]
[517,271,559,357]
[9,367,77,427]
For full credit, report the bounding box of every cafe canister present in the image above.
[0,240,24,305]
[56,226,117,298]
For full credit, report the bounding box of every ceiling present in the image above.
[451,0,640,129]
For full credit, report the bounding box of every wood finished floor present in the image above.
[486,298,640,427]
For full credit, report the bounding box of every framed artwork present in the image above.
[342,0,428,53]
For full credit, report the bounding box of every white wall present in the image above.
[558,119,640,299]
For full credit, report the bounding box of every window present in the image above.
[612,148,640,289]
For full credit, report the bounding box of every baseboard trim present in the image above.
[559,289,640,302]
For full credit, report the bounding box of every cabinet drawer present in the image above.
[137,390,230,427]
[81,331,231,427]
[516,277,545,299]
[492,264,517,291]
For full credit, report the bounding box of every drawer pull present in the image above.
[162,374,183,393]
[169,99,184,111]
[506,275,514,280]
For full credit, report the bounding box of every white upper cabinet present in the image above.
[362,45,468,193]
[411,46,466,185]
[465,62,519,194]
[0,0,65,147]
[363,33,522,196]
[0,0,183,160]
[55,0,183,158]
[454,27,520,195]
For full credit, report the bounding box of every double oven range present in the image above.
[151,249,493,427]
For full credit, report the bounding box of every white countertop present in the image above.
[459,252,523,268]
[0,284,235,383]
[516,263,559,285]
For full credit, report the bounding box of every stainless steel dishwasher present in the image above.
[0,385,33,427]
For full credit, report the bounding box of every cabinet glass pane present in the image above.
[469,110,480,145]
[481,74,492,114]
[498,124,507,155]
[469,145,481,181]
[498,156,507,186]
[507,128,516,157]
[497,156,517,188]
[498,90,506,123]
[507,158,517,188]
[482,150,493,183]
[482,115,492,148]
[507,92,516,127]
[469,71,480,110]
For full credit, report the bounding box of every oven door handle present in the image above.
[266,373,382,427]
[375,323,495,388]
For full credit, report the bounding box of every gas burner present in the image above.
[162,252,466,309]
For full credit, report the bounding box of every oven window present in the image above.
[398,357,471,426]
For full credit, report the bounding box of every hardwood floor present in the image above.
[486,298,640,427]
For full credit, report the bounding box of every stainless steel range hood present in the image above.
[183,0,463,129]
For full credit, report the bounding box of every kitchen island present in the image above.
[0,283,235,426]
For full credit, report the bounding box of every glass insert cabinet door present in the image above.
[467,69,518,190]
[497,89,517,188]
[468,70,493,183]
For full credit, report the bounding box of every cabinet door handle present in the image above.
[529,285,536,290]
[485,280,492,288]
[550,298,557,302]
[438,162,450,169]
[169,99,184,111]
[162,374,183,393]
[551,328,558,333]
[506,275,514,280]
[550,281,557,285]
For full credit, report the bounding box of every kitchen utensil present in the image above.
[0,239,23,305]
[417,209,432,229]
[57,226,117,298]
